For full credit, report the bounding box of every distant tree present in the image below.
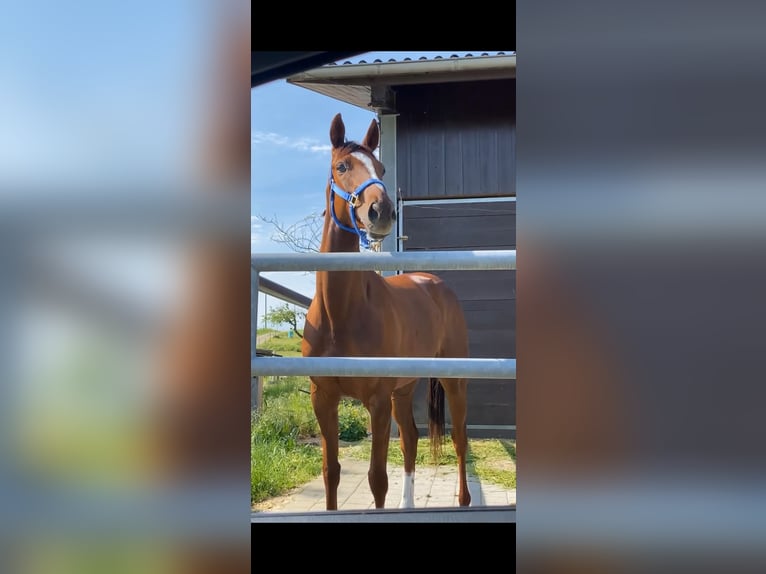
[257,212,323,254]
[263,304,306,338]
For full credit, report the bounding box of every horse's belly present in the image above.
[310,374,417,402]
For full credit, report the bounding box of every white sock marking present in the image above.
[399,470,415,508]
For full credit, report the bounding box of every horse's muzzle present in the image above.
[366,199,396,236]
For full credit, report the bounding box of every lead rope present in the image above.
[370,240,382,275]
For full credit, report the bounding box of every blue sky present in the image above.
[251,51,485,326]
[0,1,220,323]
[0,1,205,185]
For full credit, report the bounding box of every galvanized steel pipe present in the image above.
[251,249,516,272]
[251,356,516,379]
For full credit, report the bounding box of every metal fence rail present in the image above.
[257,275,312,309]
[251,356,516,379]
[251,249,515,272]
[251,249,516,384]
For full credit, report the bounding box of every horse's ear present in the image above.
[362,118,379,151]
[330,113,345,149]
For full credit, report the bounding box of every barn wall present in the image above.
[394,79,515,200]
[402,200,516,438]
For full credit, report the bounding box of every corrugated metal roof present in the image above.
[328,52,515,66]
[287,52,515,112]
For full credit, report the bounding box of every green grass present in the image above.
[340,437,516,489]
[251,391,322,503]
[251,331,516,504]
[256,327,279,335]
[263,375,310,402]
[258,382,318,439]
[261,331,303,354]
[467,438,516,489]
[251,436,322,502]
[251,372,370,505]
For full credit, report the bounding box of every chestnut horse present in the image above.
[301,113,471,510]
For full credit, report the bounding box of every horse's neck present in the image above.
[315,211,369,326]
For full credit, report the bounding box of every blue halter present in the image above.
[329,170,387,250]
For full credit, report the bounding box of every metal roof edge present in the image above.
[286,53,516,87]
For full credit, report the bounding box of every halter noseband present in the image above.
[329,170,387,250]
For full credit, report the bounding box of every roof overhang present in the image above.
[286,54,516,113]
[251,51,365,88]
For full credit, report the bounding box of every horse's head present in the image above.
[327,113,396,246]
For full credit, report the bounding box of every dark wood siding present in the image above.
[402,200,515,438]
[395,79,515,200]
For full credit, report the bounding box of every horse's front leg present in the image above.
[392,382,419,508]
[367,388,393,508]
[311,381,341,510]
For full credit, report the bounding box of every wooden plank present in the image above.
[404,215,515,249]
[396,113,411,196]
[460,126,481,195]
[497,120,516,195]
[411,378,515,427]
[395,81,515,200]
[429,270,516,301]
[427,130,446,197]
[444,122,464,196]
[403,202,516,250]
[462,302,515,329]
[405,200,516,218]
[468,329,516,359]
[478,126,498,195]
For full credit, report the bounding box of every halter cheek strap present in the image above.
[329,172,387,250]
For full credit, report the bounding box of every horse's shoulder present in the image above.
[383,271,440,288]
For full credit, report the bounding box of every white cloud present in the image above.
[251,215,263,251]
[251,131,330,153]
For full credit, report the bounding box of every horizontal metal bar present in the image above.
[250,250,516,272]
[252,506,515,523]
[402,196,516,206]
[251,357,516,379]
[258,275,313,309]
[251,269,262,414]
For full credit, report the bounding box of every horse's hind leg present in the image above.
[441,377,472,506]
[366,389,393,508]
[311,381,341,510]
[392,381,419,508]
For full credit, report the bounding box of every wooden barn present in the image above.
[287,52,516,438]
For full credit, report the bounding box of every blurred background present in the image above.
[1,2,250,573]
[3,1,766,573]
[517,2,766,572]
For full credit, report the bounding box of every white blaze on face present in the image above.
[399,470,415,508]
[351,151,381,184]
[351,151,385,240]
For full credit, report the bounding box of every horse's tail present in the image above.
[427,377,446,462]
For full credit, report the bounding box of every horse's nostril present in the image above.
[368,204,379,222]
[391,210,397,221]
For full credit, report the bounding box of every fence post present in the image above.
[251,268,262,412]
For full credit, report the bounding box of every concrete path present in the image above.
[252,457,516,513]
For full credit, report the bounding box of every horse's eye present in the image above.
[336,163,347,174]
